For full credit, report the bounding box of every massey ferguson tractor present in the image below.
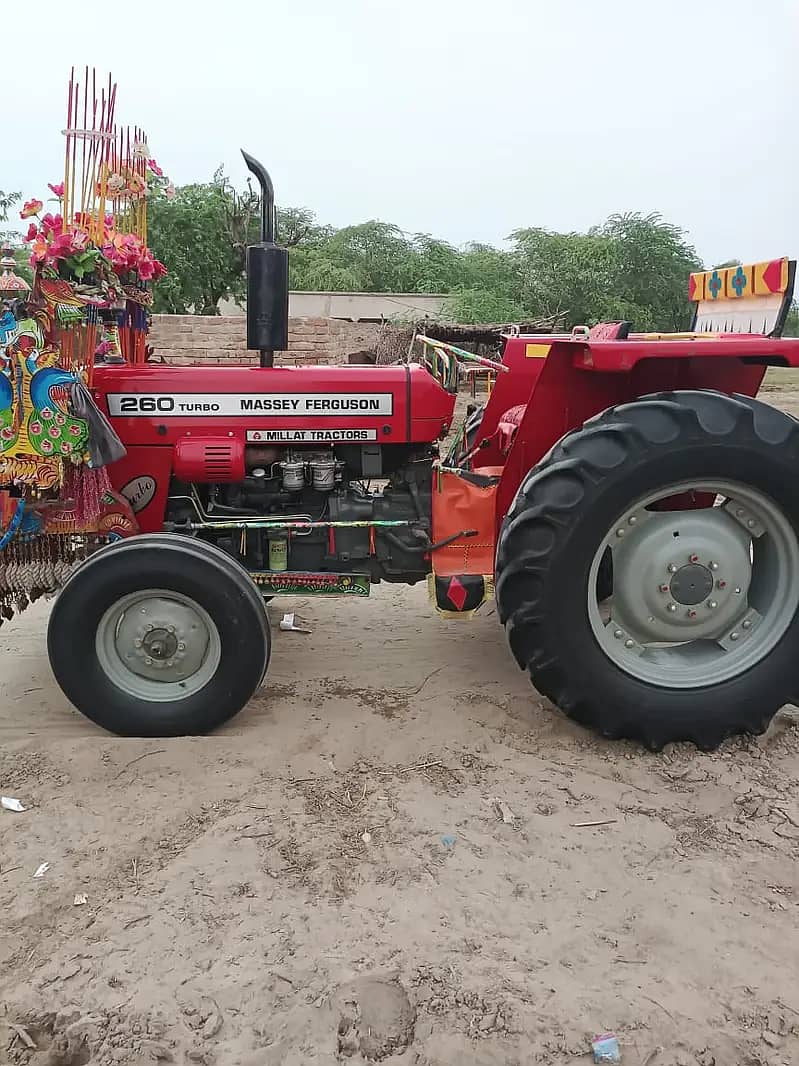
[42,155,799,750]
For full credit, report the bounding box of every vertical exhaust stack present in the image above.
[241,151,289,368]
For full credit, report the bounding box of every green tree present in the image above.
[0,190,20,223]
[145,169,707,330]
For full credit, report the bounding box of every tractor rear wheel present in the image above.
[495,391,799,750]
[48,534,270,736]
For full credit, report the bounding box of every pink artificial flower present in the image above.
[40,213,63,238]
[30,238,50,263]
[151,259,167,279]
[47,227,90,261]
[20,199,43,219]
[137,257,155,281]
[48,182,65,198]
[163,183,176,201]
[94,340,114,358]
[147,159,164,177]
[24,222,39,243]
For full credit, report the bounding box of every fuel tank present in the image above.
[93,362,455,447]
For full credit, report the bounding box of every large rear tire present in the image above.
[48,534,270,736]
[495,391,799,750]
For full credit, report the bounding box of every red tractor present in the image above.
[47,154,799,750]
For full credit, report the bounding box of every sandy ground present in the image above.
[1,371,799,1065]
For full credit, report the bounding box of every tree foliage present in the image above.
[0,190,20,224]
[143,173,703,328]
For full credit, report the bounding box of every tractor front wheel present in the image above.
[48,534,270,736]
[495,391,799,750]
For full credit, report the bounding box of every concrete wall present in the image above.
[217,291,449,321]
[148,315,384,366]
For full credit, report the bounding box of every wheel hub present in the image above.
[141,628,179,660]
[588,480,799,690]
[669,563,714,605]
[96,590,220,699]
[609,509,752,644]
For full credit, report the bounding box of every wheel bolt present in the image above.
[747,519,756,529]
[717,580,726,589]
[742,619,752,630]
[146,624,153,632]
[624,639,635,649]
[628,515,638,525]
[134,639,142,648]
[616,528,625,538]
[708,600,718,610]
[734,586,742,594]
[659,584,669,593]
[730,632,739,642]
[168,625,175,634]
[667,603,677,613]
[145,656,153,665]
[689,554,700,563]
[710,561,719,571]
[613,629,623,639]
[667,563,678,573]
[178,642,186,651]
[687,609,697,619]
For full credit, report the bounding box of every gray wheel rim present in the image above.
[95,589,222,702]
[587,479,799,689]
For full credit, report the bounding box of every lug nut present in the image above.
[708,600,718,610]
[742,619,752,630]
[689,553,700,563]
[667,563,678,573]
[168,625,175,634]
[134,639,142,648]
[616,528,625,538]
[178,642,186,651]
[145,656,153,665]
[613,629,623,639]
[747,519,755,529]
[709,561,719,571]
[667,603,677,613]
[730,632,739,642]
[734,586,742,594]
[624,639,635,648]
[628,515,638,525]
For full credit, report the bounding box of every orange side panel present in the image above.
[431,467,499,578]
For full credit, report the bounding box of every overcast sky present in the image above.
[2,0,797,267]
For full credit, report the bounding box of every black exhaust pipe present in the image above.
[241,151,289,368]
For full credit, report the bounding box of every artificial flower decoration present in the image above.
[24,223,39,243]
[40,213,64,238]
[147,159,164,177]
[20,199,44,219]
[47,182,65,198]
[106,173,125,195]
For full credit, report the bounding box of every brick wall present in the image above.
[148,315,383,366]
